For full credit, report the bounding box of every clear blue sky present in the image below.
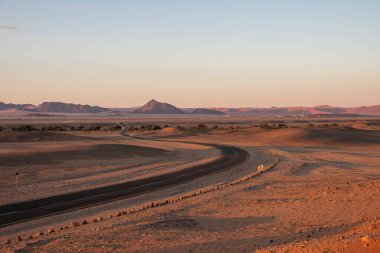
[1,0,379,107]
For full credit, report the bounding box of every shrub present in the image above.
[153,125,162,130]
[12,125,38,131]
[88,125,102,131]
[107,125,122,131]
[277,123,288,128]
[45,125,66,131]
[196,124,208,130]
[141,124,153,130]
[128,126,139,131]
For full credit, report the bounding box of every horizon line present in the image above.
[1,100,379,109]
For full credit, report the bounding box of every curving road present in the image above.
[0,133,249,228]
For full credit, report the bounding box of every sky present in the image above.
[1,0,380,108]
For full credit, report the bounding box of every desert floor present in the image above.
[0,118,379,252]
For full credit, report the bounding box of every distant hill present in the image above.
[345,105,380,115]
[0,102,36,111]
[191,108,226,115]
[134,99,185,114]
[209,105,380,116]
[37,102,109,113]
[0,101,109,113]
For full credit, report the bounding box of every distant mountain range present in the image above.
[134,99,225,115]
[190,108,226,115]
[37,102,109,113]
[208,105,380,116]
[0,101,109,113]
[0,102,35,111]
[1,100,380,115]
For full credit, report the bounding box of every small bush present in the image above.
[128,126,139,131]
[88,125,102,131]
[12,125,38,131]
[196,124,208,130]
[277,123,288,128]
[45,125,66,131]
[141,124,153,131]
[153,125,162,130]
[107,125,122,131]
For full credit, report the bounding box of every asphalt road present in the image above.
[0,135,249,228]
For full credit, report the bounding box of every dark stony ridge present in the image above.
[134,99,185,114]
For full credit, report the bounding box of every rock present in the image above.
[71,221,80,227]
[361,236,370,244]
[81,220,88,225]
[16,235,22,241]
[48,229,55,234]
[116,212,122,217]
[97,217,103,221]
[36,232,43,237]
[4,239,11,245]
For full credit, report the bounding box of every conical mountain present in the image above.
[134,99,185,114]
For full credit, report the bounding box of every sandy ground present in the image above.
[0,131,219,205]
[0,120,379,252]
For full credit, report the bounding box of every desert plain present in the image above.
[0,115,379,253]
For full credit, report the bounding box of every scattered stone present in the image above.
[81,220,88,225]
[28,235,33,240]
[36,232,43,237]
[116,212,122,217]
[16,235,22,241]
[97,217,103,221]
[361,236,370,244]
[71,221,80,227]
[48,229,55,234]
[4,239,11,245]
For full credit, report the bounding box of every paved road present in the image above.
[0,135,249,228]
